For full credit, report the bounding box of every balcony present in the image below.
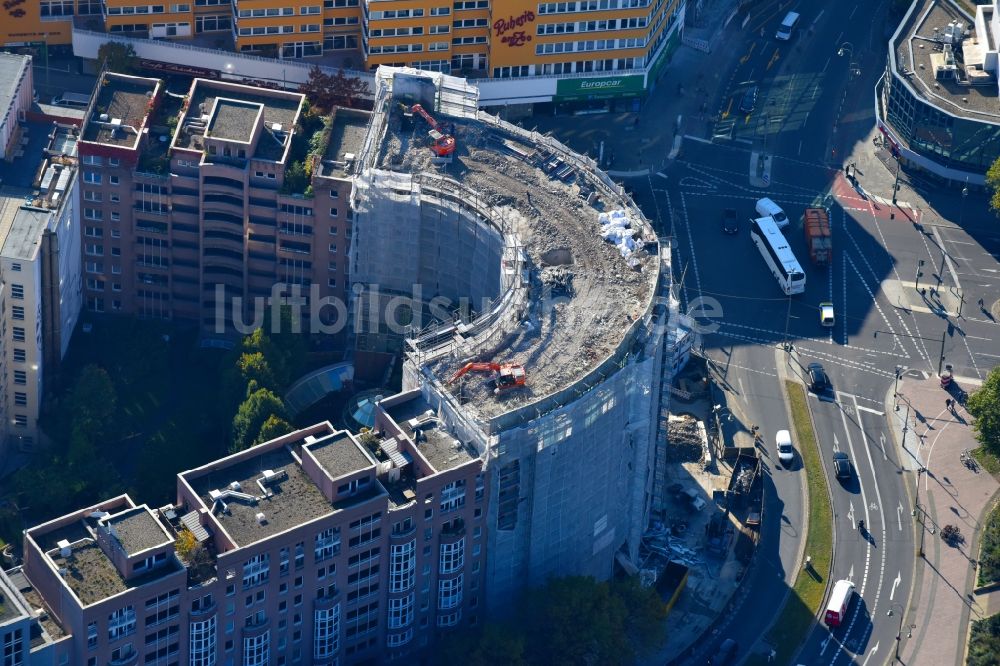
[109,649,139,666]
[440,518,466,538]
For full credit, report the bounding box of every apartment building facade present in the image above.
[0,121,83,453]
[13,391,486,665]
[77,72,356,329]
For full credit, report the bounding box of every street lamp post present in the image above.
[960,177,969,226]
[914,259,924,290]
[888,602,909,661]
[894,365,903,411]
[892,153,901,205]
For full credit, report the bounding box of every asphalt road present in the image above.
[624,0,997,661]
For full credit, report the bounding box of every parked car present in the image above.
[833,451,853,479]
[776,429,795,466]
[722,208,739,234]
[710,638,739,665]
[808,362,831,393]
[820,302,835,327]
[739,85,758,113]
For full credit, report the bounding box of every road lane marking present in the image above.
[849,4,859,18]
[879,433,888,461]
[891,571,901,599]
[896,503,903,531]
[861,641,880,665]
[857,406,884,416]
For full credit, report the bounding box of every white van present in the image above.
[755,197,789,229]
[776,11,800,41]
[51,92,91,108]
[824,579,855,627]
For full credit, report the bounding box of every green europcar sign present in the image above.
[555,75,646,100]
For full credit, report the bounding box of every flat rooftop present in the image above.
[377,98,658,421]
[48,541,127,606]
[386,395,478,471]
[318,109,370,178]
[0,53,30,125]
[175,79,302,161]
[308,432,375,481]
[102,507,171,556]
[893,0,1000,122]
[82,74,157,148]
[207,98,262,143]
[5,568,66,645]
[187,447,335,548]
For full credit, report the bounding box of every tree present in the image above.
[174,528,198,559]
[968,365,1000,455]
[299,65,369,113]
[433,623,526,666]
[611,576,668,656]
[238,351,277,393]
[97,41,138,74]
[987,157,1000,217]
[231,388,287,452]
[67,365,118,441]
[254,415,295,445]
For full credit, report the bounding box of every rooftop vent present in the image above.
[110,118,122,128]
[229,481,241,491]
[255,512,267,525]
[271,123,283,132]
[99,113,109,122]
[56,539,71,558]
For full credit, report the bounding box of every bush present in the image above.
[969,613,1000,666]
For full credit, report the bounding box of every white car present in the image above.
[776,429,794,466]
[820,302,835,327]
[755,197,789,229]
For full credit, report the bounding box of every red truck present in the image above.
[803,207,832,266]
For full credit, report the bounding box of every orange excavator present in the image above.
[410,103,456,157]
[448,362,526,392]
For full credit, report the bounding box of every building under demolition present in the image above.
[350,68,688,610]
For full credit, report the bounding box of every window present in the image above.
[9,284,23,300]
[440,479,466,513]
[111,212,121,222]
[438,574,463,609]
[243,553,270,589]
[10,263,20,272]
[108,605,136,640]
[329,207,338,217]
[84,190,102,202]
[87,622,98,649]
[389,540,416,593]
[242,630,270,666]
[313,605,339,659]
[387,593,414,629]
[13,414,27,428]
[11,305,24,320]
[13,349,25,363]
[83,171,101,184]
[189,615,216,666]
[314,528,340,562]
[13,371,26,386]
[12,327,25,342]
[14,392,27,407]
[109,157,121,167]
[110,176,120,185]
[440,538,465,574]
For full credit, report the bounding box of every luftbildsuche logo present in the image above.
[579,79,624,89]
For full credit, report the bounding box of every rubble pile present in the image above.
[667,415,705,462]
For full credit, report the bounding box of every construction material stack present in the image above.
[803,207,832,266]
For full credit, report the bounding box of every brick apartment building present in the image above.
[6,390,485,664]
[76,71,358,331]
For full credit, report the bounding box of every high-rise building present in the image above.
[76,71,356,330]
[0,56,83,452]
[11,396,485,665]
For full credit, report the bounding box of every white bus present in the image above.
[750,216,806,295]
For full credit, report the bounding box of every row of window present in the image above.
[535,36,646,55]
[538,0,651,13]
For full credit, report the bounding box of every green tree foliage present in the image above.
[238,351,277,393]
[67,365,118,441]
[968,365,1000,455]
[299,65,370,113]
[969,613,1000,666]
[254,415,295,445]
[988,157,1000,217]
[436,576,666,666]
[231,388,287,452]
[97,41,138,74]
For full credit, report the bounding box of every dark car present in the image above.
[739,86,758,113]
[710,638,739,665]
[722,208,738,234]
[808,362,831,393]
[833,451,853,479]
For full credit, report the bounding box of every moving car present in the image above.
[739,86,758,113]
[824,579,855,626]
[755,197,789,229]
[710,638,739,665]
[833,451,853,479]
[722,208,739,234]
[808,362,831,393]
[776,429,794,466]
[776,11,801,41]
[820,302,835,327]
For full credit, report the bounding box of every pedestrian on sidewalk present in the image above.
[980,298,986,310]
[946,398,953,412]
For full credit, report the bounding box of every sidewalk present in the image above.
[889,375,997,665]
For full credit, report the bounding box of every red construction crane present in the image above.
[448,362,526,392]
[410,103,456,157]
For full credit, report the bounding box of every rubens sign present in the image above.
[493,10,535,47]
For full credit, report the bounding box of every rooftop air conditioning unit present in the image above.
[255,512,267,525]
[271,123,283,132]
[229,481,242,491]
[57,539,72,558]
[262,470,276,481]
[99,113,109,122]
[110,118,122,128]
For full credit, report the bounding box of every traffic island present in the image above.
[745,381,834,665]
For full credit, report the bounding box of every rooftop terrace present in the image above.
[893,0,1000,122]
[102,507,172,556]
[374,88,658,422]
[386,395,478,472]
[81,74,158,148]
[318,109,370,178]
[307,432,375,481]
[174,79,303,161]
[48,541,127,606]
[187,447,334,548]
